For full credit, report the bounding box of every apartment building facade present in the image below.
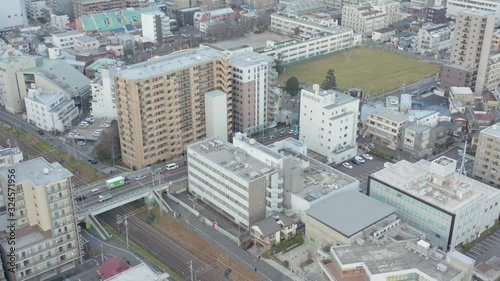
[73,0,126,19]
[299,85,359,164]
[227,48,278,133]
[449,10,495,95]
[52,31,84,49]
[472,122,500,188]
[0,0,28,31]
[0,158,82,281]
[113,46,232,169]
[341,2,400,34]
[485,52,500,90]
[364,109,409,148]
[413,23,452,55]
[26,0,46,20]
[447,0,500,25]
[193,8,236,34]
[0,147,23,168]
[369,156,500,250]
[91,64,118,120]
[141,12,173,44]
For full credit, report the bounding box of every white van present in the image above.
[91,188,100,194]
[165,163,179,170]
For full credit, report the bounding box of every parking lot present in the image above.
[67,118,112,141]
[465,229,500,263]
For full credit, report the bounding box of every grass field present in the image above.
[278,47,440,95]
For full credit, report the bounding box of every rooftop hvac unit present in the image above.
[209,141,215,147]
[251,172,260,179]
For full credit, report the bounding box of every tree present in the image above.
[94,121,121,165]
[321,68,337,90]
[284,76,300,97]
[293,27,300,36]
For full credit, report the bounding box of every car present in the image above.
[289,129,295,134]
[135,175,146,181]
[68,131,80,137]
[354,156,365,163]
[367,143,375,148]
[93,131,102,137]
[280,132,285,136]
[352,159,361,165]
[95,129,103,133]
[36,130,44,135]
[101,121,111,128]
[243,240,254,250]
[75,195,87,202]
[77,140,86,146]
[87,159,98,164]
[260,137,268,141]
[269,135,275,140]
[85,117,95,124]
[342,162,353,169]
[362,154,373,160]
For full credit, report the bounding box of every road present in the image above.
[98,205,229,281]
[370,76,437,103]
[75,167,188,212]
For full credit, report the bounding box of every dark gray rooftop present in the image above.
[306,191,395,237]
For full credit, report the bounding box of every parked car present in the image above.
[87,159,98,164]
[101,121,111,128]
[362,154,373,160]
[68,131,80,137]
[93,131,102,137]
[279,132,285,136]
[289,129,295,134]
[135,175,146,181]
[85,117,95,124]
[342,162,353,169]
[95,129,103,133]
[36,130,44,135]
[243,240,254,250]
[79,121,89,128]
[367,143,375,148]
[354,156,365,163]
[352,159,361,165]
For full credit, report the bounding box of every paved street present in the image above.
[465,229,500,263]
[370,76,437,103]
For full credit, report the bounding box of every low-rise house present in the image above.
[482,90,499,111]
[73,36,99,52]
[372,27,396,42]
[401,124,432,158]
[250,214,297,250]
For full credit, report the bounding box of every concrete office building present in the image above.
[369,156,500,250]
[446,0,500,25]
[299,85,359,164]
[0,158,82,281]
[226,47,278,133]
[413,23,452,55]
[485,52,500,90]
[205,90,228,141]
[472,122,500,188]
[449,10,495,95]
[89,60,118,120]
[0,147,23,168]
[341,1,400,34]
[114,46,232,169]
[188,133,359,228]
[26,0,46,21]
[141,11,173,44]
[0,0,28,31]
[51,31,84,50]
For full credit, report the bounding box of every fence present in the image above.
[202,217,241,246]
[166,193,199,217]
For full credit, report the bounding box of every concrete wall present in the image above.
[305,214,356,246]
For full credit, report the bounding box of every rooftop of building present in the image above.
[28,61,91,96]
[0,146,22,157]
[52,30,83,38]
[205,90,226,98]
[0,157,73,186]
[228,49,274,67]
[483,91,498,102]
[329,238,463,281]
[86,58,117,70]
[302,86,359,108]
[451,87,474,96]
[370,156,500,213]
[103,263,169,281]
[408,109,438,120]
[0,225,52,250]
[252,213,295,237]
[272,13,350,34]
[115,46,223,80]
[26,89,67,107]
[74,35,99,43]
[79,7,160,32]
[307,191,395,237]
[188,137,278,182]
[373,27,395,33]
[405,124,430,133]
[460,9,496,17]
[480,122,500,138]
[369,108,410,123]
[194,7,234,17]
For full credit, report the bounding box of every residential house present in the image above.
[250,214,297,250]
[482,91,499,111]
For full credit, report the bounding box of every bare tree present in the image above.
[94,121,121,164]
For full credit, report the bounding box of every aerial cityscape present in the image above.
[0,0,499,280]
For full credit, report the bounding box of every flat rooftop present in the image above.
[211,31,291,50]
[370,158,500,213]
[480,122,500,138]
[369,108,410,123]
[330,241,463,281]
[302,87,358,108]
[188,137,276,182]
[0,147,21,157]
[116,46,223,80]
[307,191,395,237]
[0,225,52,250]
[0,157,73,186]
[228,50,274,67]
[104,263,169,281]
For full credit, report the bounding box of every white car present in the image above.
[342,162,353,169]
[362,154,373,160]
[95,129,103,133]
[77,140,86,146]
[93,131,102,137]
[135,175,146,181]
[355,156,365,163]
[367,143,375,148]
[101,121,111,128]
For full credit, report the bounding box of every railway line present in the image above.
[0,126,90,187]
[97,205,231,281]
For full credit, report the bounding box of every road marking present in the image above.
[465,252,477,258]
[482,241,495,247]
[476,244,489,251]
[473,246,486,253]
[488,236,500,243]
[470,248,483,255]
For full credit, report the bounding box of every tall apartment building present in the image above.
[0,158,82,281]
[227,48,277,133]
[447,0,500,25]
[90,62,118,120]
[485,52,500,90]
[187,133,359,228]
[26,0,46,20]
[141,11,173,44]
[341,1,400,34]
[413,23,452,55]
[113,46,232,169]
[472,122,500,188]
[299,85,359,164]
[73,0,126,19]
[0,0,28,31]
[369,156,500,250]
[449,10,495,95]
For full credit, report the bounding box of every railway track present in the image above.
[0,126,89,187]
[98,206,229,281]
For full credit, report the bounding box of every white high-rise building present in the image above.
[141,11,172,44]
[205,90,228,141]
[299,85,360,164]
[90,65,118,120]
[0,0,28,31]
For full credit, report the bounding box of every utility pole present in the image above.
[124,217,129,250]
[188,260,194,281]
[101,243,104,264]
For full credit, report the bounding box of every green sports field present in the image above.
[278,47,440,95]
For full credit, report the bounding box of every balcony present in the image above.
[267,205,283,213]
[266,186,284,194]
[267,196,283,203]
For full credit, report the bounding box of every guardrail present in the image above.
[166,194,199,217]
[202,217,240,246]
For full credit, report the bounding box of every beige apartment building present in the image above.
[449,10,495,95]
[0,158,82,281]
[114,46,232,169]
[473,122,500,188]
[73,0,147,19]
